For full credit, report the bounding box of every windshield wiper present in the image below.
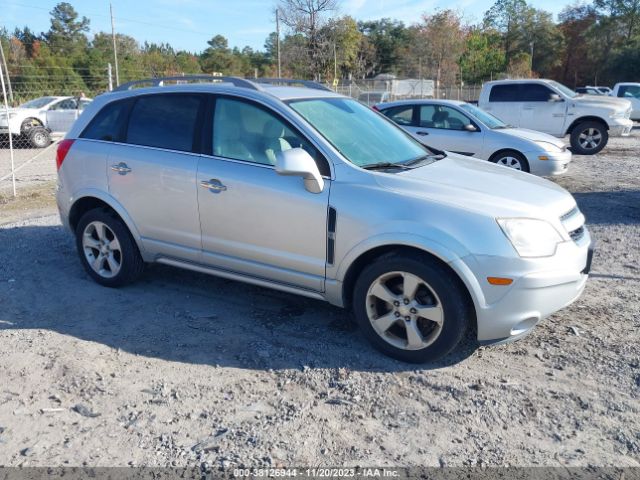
[361,162,413,171]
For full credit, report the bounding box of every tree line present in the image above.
[1,0,639,103]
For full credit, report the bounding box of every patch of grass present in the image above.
[0,181,57,224]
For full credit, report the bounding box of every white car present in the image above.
[0,96,92,147]
[611,83,640,120]
[376,99,571,176]
[478,79,633,155]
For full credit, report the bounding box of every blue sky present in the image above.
[3,0,568,53]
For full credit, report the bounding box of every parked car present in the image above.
[575,86,605,95]
[478,79,633,155]
[0,95,92,147]
[376,99,571,176]
[57,76,592,363]
[611,83,640,120]
[358,91,391,106]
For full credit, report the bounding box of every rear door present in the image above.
[196,95,331,292]
[483,84,521,126]
[412,104,483,155]
[518,83,567,134]
[107,93,204,262]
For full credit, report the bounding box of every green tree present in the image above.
[459,28,506,84]
[45,2,89,58]
[358,19,409,75]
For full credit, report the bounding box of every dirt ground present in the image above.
[0,133,638,470]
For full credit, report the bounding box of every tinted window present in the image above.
[126,94,201,152]
[50,98,77,110]
[418,105,436,127]
[81,100,130,142]
[488,84,520,102]
[381,106,414,126]
[213,97,329,176]
[619,85,640,99]
[520,84,554,102]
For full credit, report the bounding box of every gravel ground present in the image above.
[0,133,638,469]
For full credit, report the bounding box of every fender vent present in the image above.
[327,206,337,265]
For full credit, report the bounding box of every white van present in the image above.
[478,79,633,154]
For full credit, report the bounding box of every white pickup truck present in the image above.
[478,79,633,155]
[611,83,640,121]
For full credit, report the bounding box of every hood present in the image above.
[497,127,566,148]
[375,153,576,220]
[572,94,631,110]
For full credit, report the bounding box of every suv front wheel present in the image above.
[353,252,471,363]
[570,121,608,155]
[75,208,145,287]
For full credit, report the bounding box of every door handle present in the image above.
[200,179,227,192]
[416,131,429,136]
[111,162,131,175]
[522,107,534,110]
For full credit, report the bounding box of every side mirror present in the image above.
[464,123,478,132]
[275,148,324,194]
[549,94,563,102]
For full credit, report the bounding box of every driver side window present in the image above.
[420,105,471,131]
[212,97,329,175]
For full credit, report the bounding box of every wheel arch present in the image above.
[488,148,525,162]
[565,116,608,135]
[68,192,149,260]
[339,244,478,334]
[20,116,44,133]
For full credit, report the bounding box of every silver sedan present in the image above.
[376,99,572,176]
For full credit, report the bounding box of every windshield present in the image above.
[459,103,507,129]
[19,96,58,109]
[288,98,432,168]
[548,81,578,99]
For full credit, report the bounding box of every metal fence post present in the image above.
[0,59,16,197]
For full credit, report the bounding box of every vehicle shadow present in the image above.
[0,224,478,373]
[572,190,640,225]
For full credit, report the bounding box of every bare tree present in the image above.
[276,0,339,79]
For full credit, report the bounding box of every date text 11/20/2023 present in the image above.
[233,468,400,477]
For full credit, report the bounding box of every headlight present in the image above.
[534,141,563,153]
[497,218,564,257]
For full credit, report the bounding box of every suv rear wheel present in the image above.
[353,252,470,363]
[75,208,144,287]
[570,121,608,155]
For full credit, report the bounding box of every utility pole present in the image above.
[530,41,534,77]
[108,63,113,91]
[276,8,281,78]
[110,3,120,87]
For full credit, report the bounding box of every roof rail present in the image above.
[113,75,261,92]
[252,78,333,92]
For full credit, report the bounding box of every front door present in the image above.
[196,96,330,292]
[46,98,82,133]
[518,83,567,134]
[107,93,204,262]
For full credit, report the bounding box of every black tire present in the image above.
[75,208,145,288]
[489,149,530,173]
[352,252,472,363]
[27,127,51,148]
[570,121,608,155]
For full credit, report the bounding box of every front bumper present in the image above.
[524,149,572,176]
[609,118,633,137]
[462,228,593,344]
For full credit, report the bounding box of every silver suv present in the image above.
[56,76,593,363]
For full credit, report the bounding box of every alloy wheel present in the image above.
[365,271,444,351]
[82,221,122,278]
[578,128,602,150]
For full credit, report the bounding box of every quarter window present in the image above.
[212,97,329,175]
[126,94,201,152]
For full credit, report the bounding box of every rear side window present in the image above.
[618,85,640,99]
[126,94,201,152]
[81,100,130,142]
[519,84,554,102]
[488,84,520,102]
[381,106,415,126]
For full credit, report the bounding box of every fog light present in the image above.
[538,155,549,161]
